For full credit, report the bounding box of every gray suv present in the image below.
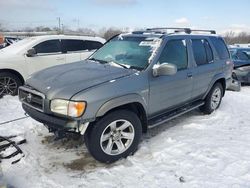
[19,28,233,163]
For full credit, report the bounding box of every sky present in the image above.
[0,0,250,34]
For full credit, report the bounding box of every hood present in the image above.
[26,60,136,99]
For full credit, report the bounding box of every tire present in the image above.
[84,110,142,163]
[200,82,223,114]
[0,72,22,98]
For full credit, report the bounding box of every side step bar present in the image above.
[148,101,205,128]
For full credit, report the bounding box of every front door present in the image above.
[26,39,65,75]
[148,39,193,117]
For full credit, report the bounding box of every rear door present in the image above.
[61,39,83,63]
[26,39,65,74]
[80,40,103,60]
[190,38,220,99]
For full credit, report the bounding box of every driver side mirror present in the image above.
[26,48,36,57]
[152,63,177,77]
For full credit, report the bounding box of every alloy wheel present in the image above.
[100,119,135,156]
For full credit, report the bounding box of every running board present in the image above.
[148,101,205,128]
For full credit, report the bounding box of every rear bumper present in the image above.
[22,104,84,132]
[226,77,233,89]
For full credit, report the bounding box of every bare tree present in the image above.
[99,27,122,40]
[224,31,250,45]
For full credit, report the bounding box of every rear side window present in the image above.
[34,40,61,54]
[192,39,207,65]
[158,39,188,70]
[84,40,103,50]
[62,39,85,52]
[210,37,230,60]
[191,39,214,66]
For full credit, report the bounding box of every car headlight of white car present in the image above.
[50,99,86,117]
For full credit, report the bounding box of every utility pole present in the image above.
[57,17,61,33]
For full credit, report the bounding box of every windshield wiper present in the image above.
[89,57,108,64]
[109,61,130,69]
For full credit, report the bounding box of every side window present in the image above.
[158,39,188,70]
[236,51,249,60]
[62,39,85,52]
[84,40,103,50]
[210,37,230,60]
[191,39,207,65]
[34,40,61,54]
[203,40,213,63]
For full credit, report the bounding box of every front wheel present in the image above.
[84,110,142,163]
[200,82,223,114]
[0,72,22,98]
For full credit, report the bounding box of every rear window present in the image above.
[210,37,230,60]
[84,40,103,50]
[62,39,85,52]
[191,39,207,65]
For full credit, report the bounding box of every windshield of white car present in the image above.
[89,35,161,70]
[0,37,36,53]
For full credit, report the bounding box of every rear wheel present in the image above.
[200,82,223,114]
[0,72,22,98]
[84,110,142,163]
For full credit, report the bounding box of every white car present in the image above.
[0,35,105,97]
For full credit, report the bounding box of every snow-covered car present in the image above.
[229,47,250,84]
[0,35,106,97]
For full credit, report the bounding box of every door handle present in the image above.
[187,73,193,78]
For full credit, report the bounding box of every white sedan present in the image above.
[0,35,106,97]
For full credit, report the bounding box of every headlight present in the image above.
[50,99,86,117]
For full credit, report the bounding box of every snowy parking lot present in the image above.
[0,87,250,188]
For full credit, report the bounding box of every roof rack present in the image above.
[191,29,216,34]
[132,27,216,35]
[146,27,192,34]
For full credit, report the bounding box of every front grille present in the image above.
[19,86,45,112]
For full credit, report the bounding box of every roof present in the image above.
[27,35,106,43]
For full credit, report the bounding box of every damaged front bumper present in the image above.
[22,104,89,135]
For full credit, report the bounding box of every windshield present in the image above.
[0,37,36,53]
[90,35,161,70]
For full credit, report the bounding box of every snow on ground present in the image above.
[0,87,250,188]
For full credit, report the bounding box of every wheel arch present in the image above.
[0,69,25,85]
[95,94,148,133]
[203,74,226,99]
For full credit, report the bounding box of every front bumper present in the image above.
[23,104,89,134]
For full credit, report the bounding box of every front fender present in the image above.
[96,94,147,117]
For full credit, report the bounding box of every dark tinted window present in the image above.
[236,49,250,60]
[203,40,213,63]
[192,39,207,65]
[158,39,188,70]
[34,40,61,54]
[84,41,103,50]
[62,39,85,52]
[210,37,230,59]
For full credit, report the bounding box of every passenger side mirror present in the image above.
[26,48,36,57]
[152,63,177,77]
